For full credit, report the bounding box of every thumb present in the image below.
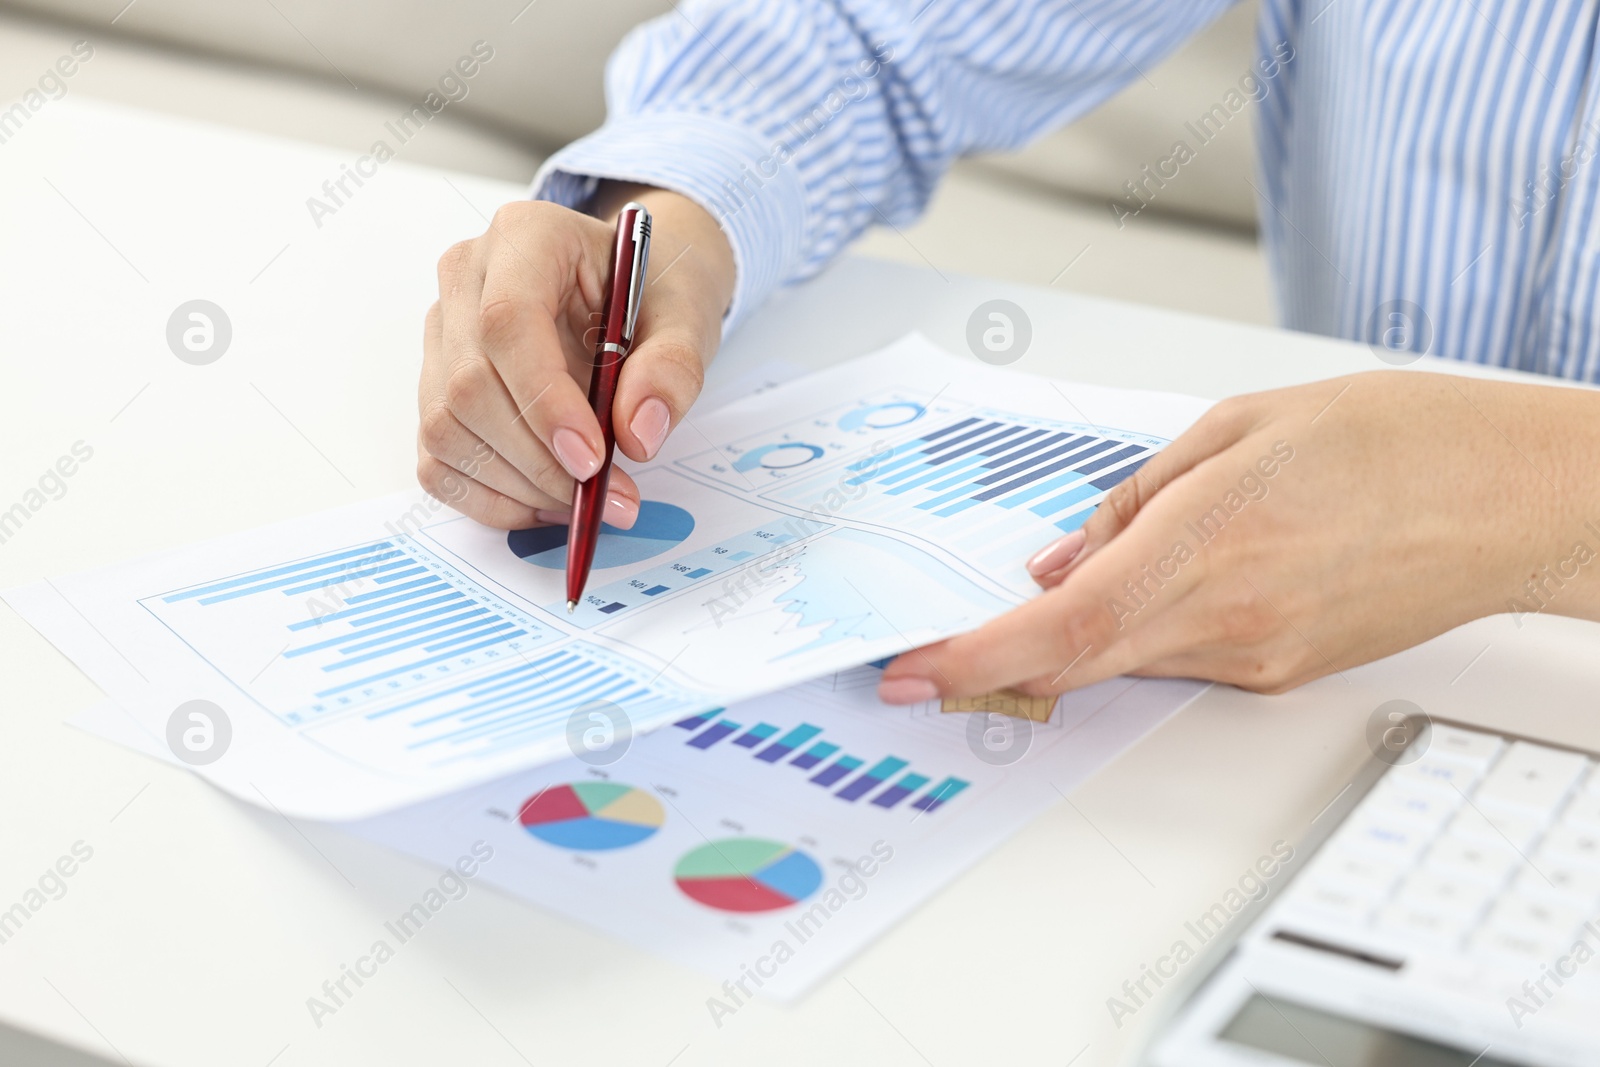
[609,223,728,463]
[613,321,710,463]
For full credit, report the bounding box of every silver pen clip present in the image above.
[622,203,652,344]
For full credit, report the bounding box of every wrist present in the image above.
[592,182,736,328]
[1462,377,1600,625]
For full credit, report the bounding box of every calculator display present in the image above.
[1219,994,1527,1067]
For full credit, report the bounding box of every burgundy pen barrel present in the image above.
[564,353,623,608]
[565,203,650,611]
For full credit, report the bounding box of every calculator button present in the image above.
[1470,926,1564,967]
[1484,896,1586,944]
[1375,902,1469,950]
[1336,817,1432,863]
[1424,725,1504,769]
[1306,851,1404,899]
[1427,836,1520,886]
[1511,863,1600,908]
[1286,884,1375,927]
[1474,741,1589,814]
[1538,824,1600,870]
[1394,869,1493,918]
[1363,782,1461,829]
[1391,758,1483,795]
[1560,792,1600,831]
[1445,804,1545,851]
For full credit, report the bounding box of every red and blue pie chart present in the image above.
[673,838,824,912]
[508,501,695,570]
[518,782,664,850]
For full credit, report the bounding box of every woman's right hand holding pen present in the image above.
[416,183,735,530]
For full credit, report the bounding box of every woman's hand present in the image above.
[417,184,735,529]
[879,370,1600,703]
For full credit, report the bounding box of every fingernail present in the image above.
[630,397,672,460]
[1026,530,1086,577]
[552,427,601,481]
[605,492,639,529]
[879,677,940,705]
[534,508,571,525]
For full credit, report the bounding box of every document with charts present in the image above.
[5,333,1212,817]
[76,665,1204,999]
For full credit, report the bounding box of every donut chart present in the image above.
[673,838,824,912]
[732,442,826,472]
[838,401,925,431]
[519,782,664,850]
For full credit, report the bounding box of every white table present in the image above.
[3,97,1597,1067]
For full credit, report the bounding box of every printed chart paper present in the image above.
[77,664,1205,1000]
[8,334,1212,817]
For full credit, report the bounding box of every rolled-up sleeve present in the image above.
[534,0,1240,330]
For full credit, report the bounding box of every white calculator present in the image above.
[1137,716,1600,1067]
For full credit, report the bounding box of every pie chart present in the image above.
[518,782,664,850]
[673,838,824,912]
[508,500,695,570]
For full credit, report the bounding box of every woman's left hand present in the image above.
[877,370,1597,704]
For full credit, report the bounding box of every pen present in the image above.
[567,201,652,612]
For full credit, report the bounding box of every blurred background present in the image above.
[0,0,1270,324]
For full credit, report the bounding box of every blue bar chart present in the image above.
[670,710,970,814]
[732,723,778,748]
[154,539,557,715]
[872,773,929,808]
[757,406,1166,584]
[836,757,908,800]
[790,742,839,769]
[911,777,970,813]
[831,414,1151,533]
[143,538,687,770]
[685,719,740,749]
[755,724,822,762]
[811,757,862,787]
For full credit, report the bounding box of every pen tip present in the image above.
[566,600,577,614]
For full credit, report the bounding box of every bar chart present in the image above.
[148,538,557,717]
[671,709,970,814]
[762,407,1166,586]
[142,538,690,772]
[835,413,1150,531]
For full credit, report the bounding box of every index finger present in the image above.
[878,465,1219,701]
[474,206,612,484]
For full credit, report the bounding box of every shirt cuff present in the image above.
[531,111,809,335]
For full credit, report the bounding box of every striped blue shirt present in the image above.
[533,0,1600,381]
